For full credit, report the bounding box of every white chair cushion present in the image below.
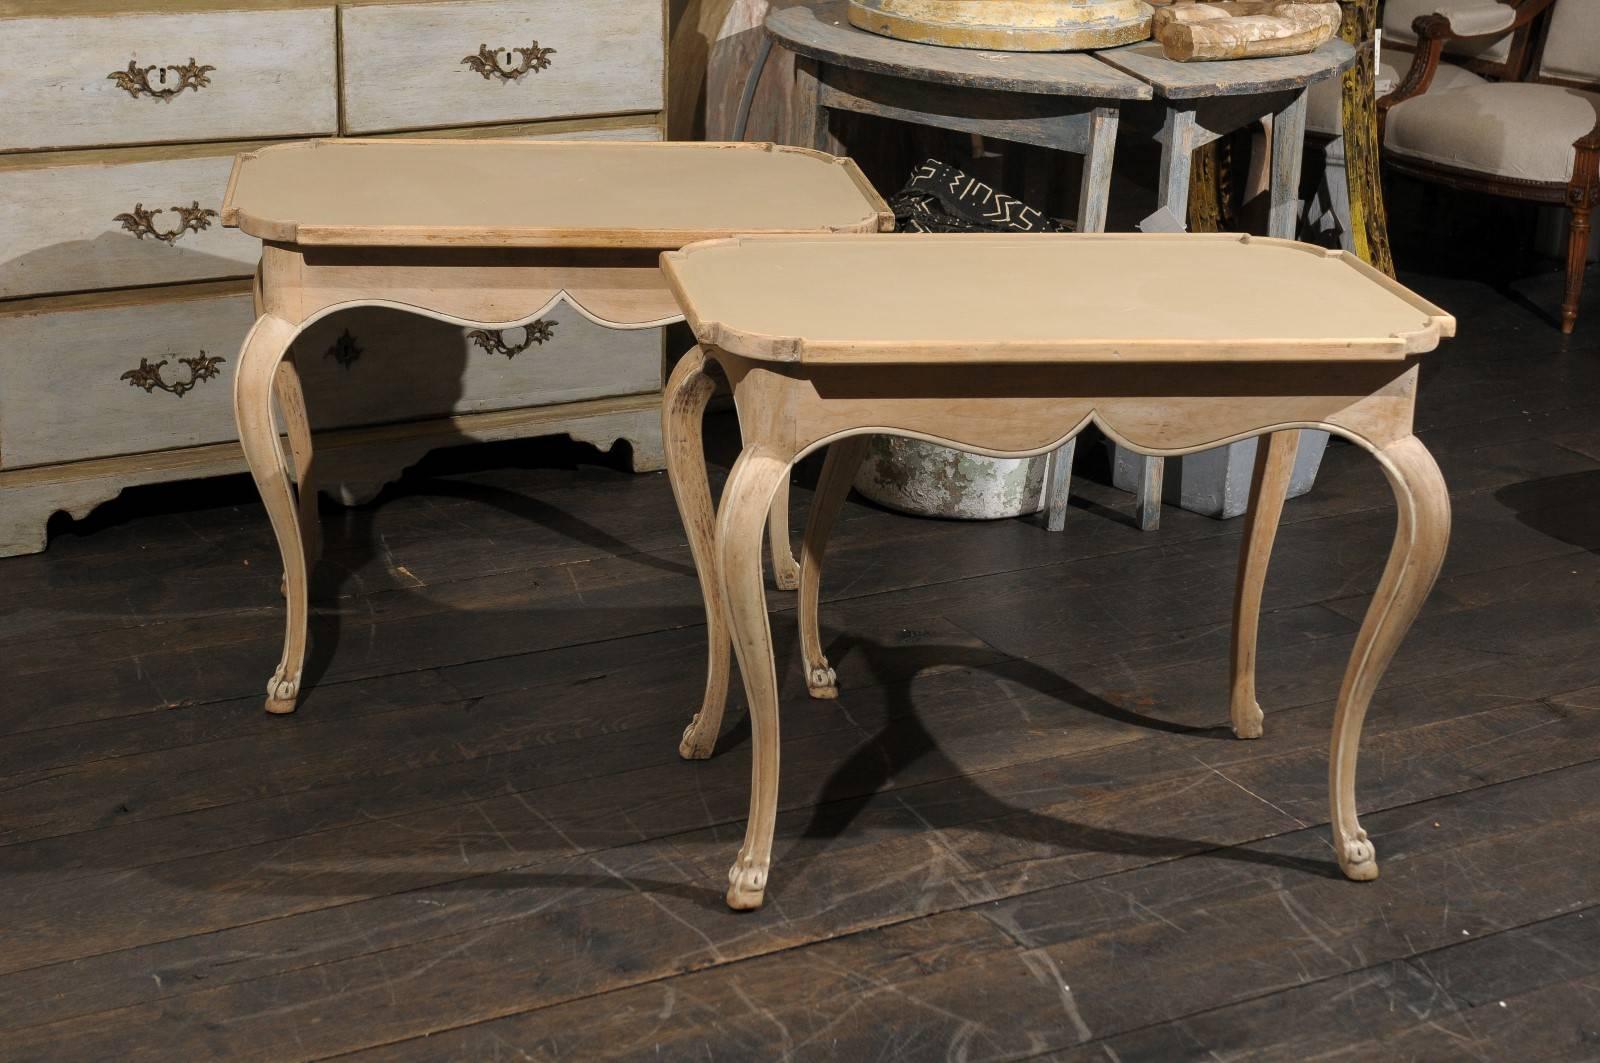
[1541,0,1600,82]
[1385,82,1600,183]
[1306,58,1484,136]
[1383,0,1513,63]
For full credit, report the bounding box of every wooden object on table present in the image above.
[1151,1,1340,62]
[1380,0,1596,333]
[660,231,1454,910]
[0,0,671,558]
[846,0,1154,50]
[222,139,890,716]
[1100,35,1352,527]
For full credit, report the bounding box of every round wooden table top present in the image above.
[663,233,1453,364]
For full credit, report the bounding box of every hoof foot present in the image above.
[678,714,716,760]
[806,663,839,700]
[1338,835,1379,881]
[773,567,800,592]
[725,857,769,910]
[265,673,299,715]
[1231,700,1264,740]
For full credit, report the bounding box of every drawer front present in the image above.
[0,10,338,153]
[295,303,661,430]
[0,294,253,470]
[341,0,665,134]
[0,294,659,471]
[0,155,258,300]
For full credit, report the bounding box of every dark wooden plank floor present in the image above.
[2,267,1597,1061]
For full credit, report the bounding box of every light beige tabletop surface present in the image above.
[222,140,890,248]
[663,233,1455,364]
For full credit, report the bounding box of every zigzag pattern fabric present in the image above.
[888,159,1069,234]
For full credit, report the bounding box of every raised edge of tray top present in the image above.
[661,233,1455,364]
[221,139,894,248]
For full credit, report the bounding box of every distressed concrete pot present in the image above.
[1111,431,1329,519]
[853,435,1048,519]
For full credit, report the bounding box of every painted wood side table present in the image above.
[222,138,890,715]
[660,232,1454,910]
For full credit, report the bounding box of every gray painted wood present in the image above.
[817,68,1104,152]
[1041,436,1075,532]
[1076,106,1120,233]
[1096,38,1353,99]
[340,0,664,134]
[767,0,1152,99]
[1268,89,1309,240]
[1141,106,1198,235]
[1135,453,1163,531]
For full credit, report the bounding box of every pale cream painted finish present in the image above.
[0,8,338,153]
[228,139,891,715]
[339,0,664,134]
[224,140,890,246]
[660,232,1454,910]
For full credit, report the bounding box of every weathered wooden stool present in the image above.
[222,139,890,715]
[660,232,1454,910]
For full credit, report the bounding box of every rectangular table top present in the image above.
[662,233,1454,364]
[221,140,892,249]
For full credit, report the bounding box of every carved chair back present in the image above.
[1381,0,1548,81]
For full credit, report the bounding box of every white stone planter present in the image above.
[852,435,1048,519]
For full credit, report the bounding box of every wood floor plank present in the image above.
[4,688,1595,1054]
[320,763,1600,1062]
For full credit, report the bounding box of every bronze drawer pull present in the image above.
[461,41,556,82]
[467,319,556,358]
[120,353,225,397]
[107,59,215,101]
[114,202,218,245]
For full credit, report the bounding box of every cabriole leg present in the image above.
[273,358,321,568]
[1329,435,1450,880]
[663,347,732,760]
[798,436,869,699]
[234,315,308,715]
[1229,431,1300,738]
[718,445,795,910]
[768,477,802,591]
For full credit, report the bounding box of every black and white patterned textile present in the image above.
[888,159,1069,235]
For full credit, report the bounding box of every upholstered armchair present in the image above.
[1379,0,1599,333]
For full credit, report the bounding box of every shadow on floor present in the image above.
[1496,470,1600,554]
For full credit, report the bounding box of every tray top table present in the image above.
[223,138,890,716]
[659,232,1454,910]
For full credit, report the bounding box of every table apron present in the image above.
[260,244,682,330]
[818,65,1111,154]
[719,355,1419,458]
[1124,89,1303,147]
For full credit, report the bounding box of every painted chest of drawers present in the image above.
[0,0,669,555]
